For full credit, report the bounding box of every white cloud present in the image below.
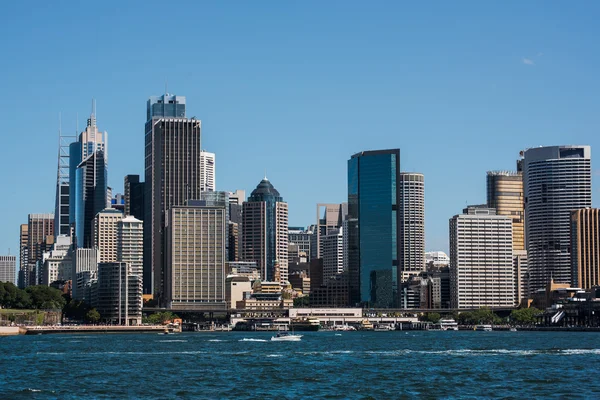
[522,58,535,65]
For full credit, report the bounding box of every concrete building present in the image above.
[165,205,227,310]
[200,151,215,192]
[425,251,450,267]
[399,172,425,280]
[315,204,347,260]
[18,224,28,288]
[310,274,350,308]
[513,250,528,305]
[144,94,202,298]
[117,216,143,277]
[27,213,54,287]
[0,255,16,285]
[289,271,310,295]
[449,206,515,308]
[124,175,145,221]
[348,149,401,307]
[523,146,592,294]
[322,227,344,279]
[94,262,143,326]
[227,190,245,262]
[571,208,600,289]
[487,170,525,251]
[225,275,252,309]
[41,235,72,285]
[288,227,313,263]
[93,208,123,263]
[226,261,260,280]
[242,178,289,284]
[72,248,99,300]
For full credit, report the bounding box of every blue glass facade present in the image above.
[348,149,400,307]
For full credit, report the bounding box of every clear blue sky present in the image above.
[0,1,599,259]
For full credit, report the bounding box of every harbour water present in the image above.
[2,331,600,399]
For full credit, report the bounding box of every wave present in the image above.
[364,349,600,356]
[157,340,188,343]
[208,339,226,342]
[239,338,268,342]
[266,354,283,358]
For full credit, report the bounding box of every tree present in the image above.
[510,307,541,325]
[85,309,101,324]
[293,296,310,307]
[25,286,66,309]
[458,308,501,325]
[426,312,441,323]
[145,311,178,325]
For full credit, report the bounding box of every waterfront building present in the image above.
[228,222,240,262]
[92,208,123,263]
[124,175,145,221]
[94,262,143,326]
[523,146,592,293]
[427,265,451,308]
[310,273,350,308]
[41,235,72,285]
[322,227,344,279]
[165,204,227,310]
[225,275,252,309]
[228,190,245,262]
[449,206,515,308]
[487,170,525,251]
[571,208,600,289]
[425,251,449,267]
[513,250,528,305]
[72,248,99,300]
[200,151,215,192]
[27,214,54,287]
[399,172,425,280]
[242,178,289,284]
[18,224,28,288]
[0,255,16,285]
[347,149,401,307]
[315,204,347,260]
[289,271,310,295]
[117,216,143,277]
[144,94,202,299]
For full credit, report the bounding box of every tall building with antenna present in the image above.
[54,115,76,237]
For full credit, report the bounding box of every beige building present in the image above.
[486,171,524,251]
[571,208,600,289]
[19,224,28,287]
[225,275,252,309]
[117,216,143,277]
[166,205,227,310]
[399,172,425,278]
[93,208,123,263]
[315,203,347,259]
[27,213,54,286]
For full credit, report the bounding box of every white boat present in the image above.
[373,323,395,331]
[271,332,303,341]
[510,327,517,332]
[439,319,459,331]
[475,324,493,332]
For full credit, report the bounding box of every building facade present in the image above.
[27,213,55,287]
[18,224,28,288]
[486,170,525,251]
[322,227,344,279]
[200,151,215,192]
[449,206,515,308]
[144,94,202,298]
[72,248,99,300]
[571,208,600,289]
[0,255,16,285]
[523,146,592,293]
[94,262,143,326]
[399,172,425,280]
[315,203,347,260]
[118,216,144,278]
[124,175,145,221]
[166,205,227,310]
[242,178,289,284]
[347,149,401,307]
[93,208,123,263]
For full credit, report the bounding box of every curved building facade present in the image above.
[399,172,425,279]
[523,145,591,294]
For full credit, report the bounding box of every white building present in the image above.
[399,172,425,278]
[41,235,72,285]
[72,248,99,301]
[425,251,450,267]
[449,206,515,308]
[92,208,123,263]
[200,151,216,192]
[322,227,344,279]
[0,255,16,285]
[117,216,143,277]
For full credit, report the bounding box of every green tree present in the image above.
[426,312,441,323]
[85,309,101,324]
[145,311,178,325]
[293,296,310,307]
[25,286,66,309]
[510,307,541,325]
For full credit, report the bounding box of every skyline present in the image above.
[2,2,600,259]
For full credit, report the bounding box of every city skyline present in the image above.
[2,2,600,261]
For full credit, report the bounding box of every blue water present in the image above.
[1,331,600,399]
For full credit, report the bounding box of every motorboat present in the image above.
[510,327,518,332]
[475,324,493,332]
[439,319,459,331]
[373,323,395,331]
[271,331,303,341]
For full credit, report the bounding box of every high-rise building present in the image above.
[513,250,528,305]
[41,236,72,285]
[228,190,245,262]
[118,216,144,278]
[92,208,123,263]
[425,251,450,267]
[288,226,313,262]
[124,175,145,221]
[166,204,227,310]
[200,151,215,192]
[27,213,54,287]
[144,94,202,298]
[94,262,143,326]
[321,227,344,279]
[523,146,592,293]
[449,206,515,308]
[54,125,76,238]
[399,172,425,280]
[242,178,289,284]
[0,255,16,285]
[69,110,108,248]
[347,149,401,307]
[487,170,525,251]
[571,208,600,289]
[72,248,99,300]
[315,204,347,259]
[18,224,28,288]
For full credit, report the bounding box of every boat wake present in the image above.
[239,338,268,342]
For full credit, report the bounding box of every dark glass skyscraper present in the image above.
[348,149,401,308]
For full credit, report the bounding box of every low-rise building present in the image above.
[225,275,252,310]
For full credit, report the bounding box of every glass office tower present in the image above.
[348,149,401,308]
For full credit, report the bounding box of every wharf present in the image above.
[23,325,167,335]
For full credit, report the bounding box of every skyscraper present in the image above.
[117,216,143,278]
[523,146,592,293]
[18,224,28,288]
[27,214,54,287]
[165,203,227,310]
[69,110,108,248]
[54,125,76,238]
[124,175,145,221]
[200,151,216,192]
[242,178,289,283]
[0,255,16,285]
[315,204,347,260]
[399,172,425,280]
[449,206,515,308]
[571,208,600,289]
[144,94,201,299]
[486,170,525,251]
[92,208,123,263]
[347,149,401,308]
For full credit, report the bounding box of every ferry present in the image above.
[439,319,459,331]
[357,319,374,331]
[289,317,320,331]
[333,324,356,331]
[475,324,493,332]
[373,323,395,332]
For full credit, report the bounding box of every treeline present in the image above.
[421,307,543,325]
[0,282,66,310]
